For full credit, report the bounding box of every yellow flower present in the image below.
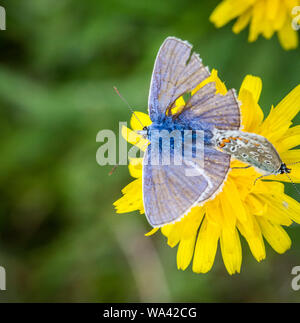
[210,0,300,50]
[114,69,300,275]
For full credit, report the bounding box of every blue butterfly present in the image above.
[140,37,241,227]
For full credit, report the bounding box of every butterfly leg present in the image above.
[253,174,270,186]
[231,165,252,170]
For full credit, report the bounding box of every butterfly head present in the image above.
[279,163,291,174]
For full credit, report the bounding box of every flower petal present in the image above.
[239,74,263,103]
[192,217,220,273]
[177,234,197,270]
[145,227,159,236]
[257,217,291,254]
[280,149,300,164]
[220,227,242,275]
[130,111,152,130]
[261,84,300,137]
[278,18,299,50]
[210,0,255,28]
[237,216,266,262]
[248,1,265,42]
[192,69,227,95]
[128,159,143,178]
[232,9,252,34]
[266,0,280,21]
[114,178,144,214]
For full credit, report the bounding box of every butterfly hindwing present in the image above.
[180,82,240,130]
[142,140,230,227]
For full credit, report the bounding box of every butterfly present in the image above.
[139,37,292,227]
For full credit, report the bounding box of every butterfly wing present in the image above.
[179,82,240,130]
[148,37,210,122]
[143,140,230,227]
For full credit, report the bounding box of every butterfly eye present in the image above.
[143,126,149,135]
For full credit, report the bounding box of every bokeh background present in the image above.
[0,0,299,302]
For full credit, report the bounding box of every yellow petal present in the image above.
[257,217,291,254]
[246,194,268,216]
[262,19,275,39]
[114,178,144,214]
[130,111,152,130]
[284,0,300,13]
[262,85,300,137]
[192,217,220,273]
[232,9,252,34]
[258,195,293,226]
[267,171,300,183]
[276,125,300,152]
[210,0,255,28]
[238,75,264,132]
[239,74,262,103]
[266,0,280,21]
[279,133,300,151]
[278,18,299,50]
[278,193,300,224]
[239,89,264,132]
[237,216,266,262]
[180,207,204,240]
[192,69,227,96]
[220,227,242,275]
[205,198,222,228]
[219,192,237,229]
[122,125,141,145]
[273,1,288,31]
[280,149,300,164]
[248,1,265,42]
[222,178,248,223]
[161,222,183,248]
[177,234,197,271]
[145,227,159,236]
[128,159,143,178]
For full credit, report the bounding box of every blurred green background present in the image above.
[0,0,299,302]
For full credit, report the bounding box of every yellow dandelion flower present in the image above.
[210,0,300,50]
[114,69,300,275]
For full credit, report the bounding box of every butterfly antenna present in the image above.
[113,86,145,129]
[287,161,300,166]
[285,173,300,199]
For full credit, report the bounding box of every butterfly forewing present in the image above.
[148,37,210,122]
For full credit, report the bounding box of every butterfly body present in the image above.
[146,115,214,146]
